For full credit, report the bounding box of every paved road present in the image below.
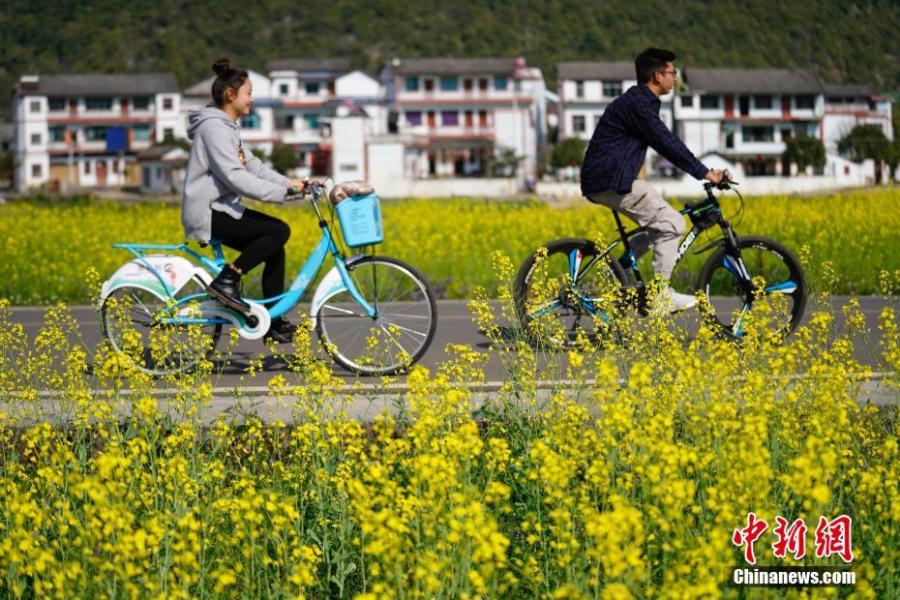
[8,297,896,389]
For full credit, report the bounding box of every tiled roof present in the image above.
[266,58,351,73]
[684,68,824,94]
[17,73,178,97]
[557,61,634,81]
[389,58,519,76]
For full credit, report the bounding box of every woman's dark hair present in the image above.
[635,48,677,83]
[211,58,249,107]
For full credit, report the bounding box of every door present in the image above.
[427,111,436,129]
[96,160,108,186]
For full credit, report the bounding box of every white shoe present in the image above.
[650,286,697,315]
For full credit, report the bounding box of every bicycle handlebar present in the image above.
[704,172,738,192]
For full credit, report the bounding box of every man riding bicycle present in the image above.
[581,47,725,313]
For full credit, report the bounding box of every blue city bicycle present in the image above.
[99,182,437,376]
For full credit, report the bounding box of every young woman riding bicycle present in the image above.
[181,58,310,343]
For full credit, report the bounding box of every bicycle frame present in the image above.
[110,190,376,329]
[601,186,748,290]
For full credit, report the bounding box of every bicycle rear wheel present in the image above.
[315,256,437,375]
[514,238,628,347]
[100,283,222,375]
[696,236,807,339]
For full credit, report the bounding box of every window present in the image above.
[49,126,66,142]
[30,133,42,145]
[405,77,419,92]
[31,164,42,178]
[29,100,41,113]
[441,111,459,126]
[304,114,319,129]
[163,127,174,140]
[86,97,113,110]
[162,97,174,110]
[795,95,815,110]
[575,80,584,99]
[572,115,586,133]
[464,110,473,128]
[84,160,91,174]
[478,78,488,91]
[680,94,693,108]
[804,122,817,137]
[279,83,289,95]
[742,125,775,142]
[240,112,260,129]
[85,126,107,141]
[405,111,422,126]
[305,82,320,95]
[440,76,458,91]
[424,78,434,92]
[478,110,488,128]
[494,76,508,91]
[463,78,473,92]
[133,124,152,141]
[603,81,622,97]
[700,95,720,109]
[48,97,66,111]
[276,114,295,130]
[753,95,773,110]
[133,96,151,110]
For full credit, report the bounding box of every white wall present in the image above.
[366,141,405,191]
[335,71,381,98]
[331,116,366,183]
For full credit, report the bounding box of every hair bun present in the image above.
[212,58,232,77]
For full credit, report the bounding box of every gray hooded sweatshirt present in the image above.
[181,105,290,241]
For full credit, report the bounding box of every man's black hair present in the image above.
[635,48,677,83]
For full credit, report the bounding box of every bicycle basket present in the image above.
[334,192,383,247]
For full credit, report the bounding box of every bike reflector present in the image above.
[335,193,383,247]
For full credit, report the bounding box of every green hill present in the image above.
[2,0,898,120]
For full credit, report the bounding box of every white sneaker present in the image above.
[650,286,697,316]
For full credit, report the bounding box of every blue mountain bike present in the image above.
[99,182,437,376]
[514,178,808,343]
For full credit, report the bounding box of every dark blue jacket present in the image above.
[580,84,709,196]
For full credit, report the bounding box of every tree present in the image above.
[269,144,298,175]
[783,135,825,172]
[551,137,586,169]
[486,147,523,177]
[837,124,891,162]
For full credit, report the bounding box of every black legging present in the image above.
[211,208,291,301]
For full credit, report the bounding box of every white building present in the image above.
[379,57,547,180]
[557,61,674,176]
[675,68,826,177]
[822,83,893,153]
[12,73,182,191]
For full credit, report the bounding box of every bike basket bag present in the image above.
[333,192,383,247]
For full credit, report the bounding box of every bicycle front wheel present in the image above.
[696,236,807,339]
[315,256,437,375]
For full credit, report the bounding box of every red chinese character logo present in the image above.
[732,512,768,564]
[814,515,854,563]
[772,516,807,559]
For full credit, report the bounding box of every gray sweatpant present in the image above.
[587,180,686,279]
